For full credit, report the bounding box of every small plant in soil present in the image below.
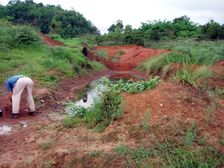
[185,123,198,146]
[212,88,224,99]
[96,49,109,60]
[45,160,52,168]
[39,141,52,150]
[112,50,125,62]
[115,144,129,156]
[140,108,152,130]
[88,150,102,157]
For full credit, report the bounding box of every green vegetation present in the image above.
[112,50,125,62]
[64,89,123,131]
[95,49,109,60]
[39,141,52,150]
[107,76,160,93]
[64,77,160,131]
[0,0,98,37]
[97,16,224,45]
[138,39,223,88]
[0,21,104,87]
[173,65,213,88]
[115,140,224,167]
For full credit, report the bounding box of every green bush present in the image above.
[0,22,41,47]
[107,76,160,93]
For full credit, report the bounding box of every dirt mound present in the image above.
[107,82,224,151]
[39,33,64,46]
[89,45,170,71]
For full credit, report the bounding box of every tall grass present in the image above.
[140,39,224,73]
[0,21,104,87]
[115,140,224,168]
[144,39,224,65]
[173,65,213,88]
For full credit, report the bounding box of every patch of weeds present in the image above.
[198,135,208,145]
[152,138,224,168]
[140,108,152,130]
[63,116,83,128]
[96,49,108,60]
[185,123,197,146]
[45,160,52,168]
[112,50,125,62]
[173,65,213,88]
[84,90,123,131]
[88,150,102,157]
[107,76,160,93]
[41,75,59,88]
[174,66,198,88]
[113,139,224,167]
[205,95,217,124]
[212,88,224,99]
[130,147,153,167]
[115,144,129,156]
[115,145,153,167]
[39,141,52,150]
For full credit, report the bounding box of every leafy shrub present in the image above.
[0,22,40,47]
[63,117,76,128]
[107,76,160,93]
[96,50,109,60]
[14,26,41,45]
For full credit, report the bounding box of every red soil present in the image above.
[89,45,170,71]
[39,33,64,46]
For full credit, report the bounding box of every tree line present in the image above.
[97,16,224,45]
[0,0,99,38]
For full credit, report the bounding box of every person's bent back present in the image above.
[4,75,36,119]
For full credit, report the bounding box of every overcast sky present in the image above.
[0,0,223,33]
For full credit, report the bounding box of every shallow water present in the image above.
[66,74,143,116]
[0,125,12,135]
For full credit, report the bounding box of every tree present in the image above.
[2,0,98,37]
[202,20,222,40]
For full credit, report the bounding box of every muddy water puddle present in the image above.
[66,72,144,116]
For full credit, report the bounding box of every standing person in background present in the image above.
[4,75,36,119]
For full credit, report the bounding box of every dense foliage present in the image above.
[97,16,224,45]
[0,20,41,48]
[0,0,98,38]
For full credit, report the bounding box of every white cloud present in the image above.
[1,0,224,33]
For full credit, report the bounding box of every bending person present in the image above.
[4,75,36,119]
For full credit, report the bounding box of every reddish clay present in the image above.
[89,45,170,71]
[39,33,64,46]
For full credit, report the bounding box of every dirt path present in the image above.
[39,33,64,46]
